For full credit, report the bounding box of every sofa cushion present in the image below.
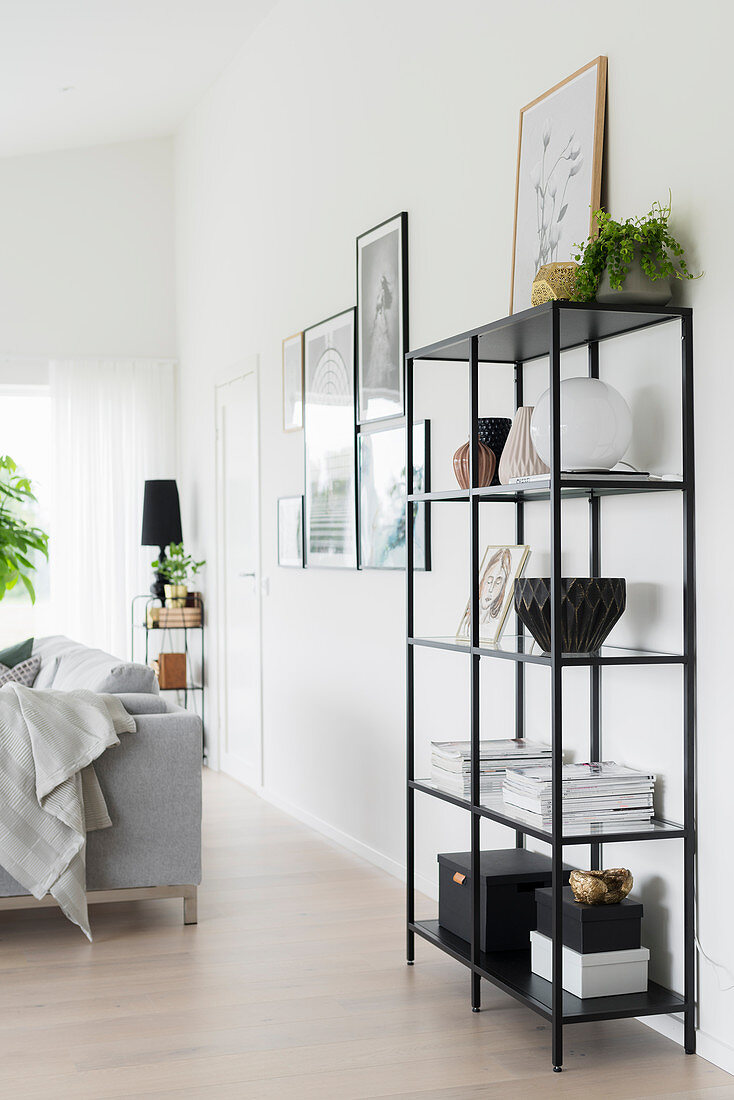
[32,636,158,695]
[0,637,34,668]
[0,655,41,687]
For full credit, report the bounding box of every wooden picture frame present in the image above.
[456,544,530,646]
[510,56,607,314]
[356,212,408,423]
[282,331,304,432]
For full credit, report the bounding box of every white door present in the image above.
[215,364,262,788]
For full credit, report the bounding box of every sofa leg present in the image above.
[183,888,197,925]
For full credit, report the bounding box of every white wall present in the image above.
[0,137,176,357]
[175,0,734,1070]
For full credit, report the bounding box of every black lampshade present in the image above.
[141,479,182,549]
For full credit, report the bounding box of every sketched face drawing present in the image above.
[479,548,512,622]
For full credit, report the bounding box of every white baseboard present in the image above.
[220,753,260,792]
[243,778,733,1080]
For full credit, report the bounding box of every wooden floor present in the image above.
[0,770,731,1099]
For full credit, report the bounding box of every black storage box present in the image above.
[535,885,643,954]
[437,849,571,952]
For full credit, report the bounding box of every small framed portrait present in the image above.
[282,332,304,432]
[457,544,530,645]
[278,496,304,568]
[510,56,607,313]
[357,212,408,423]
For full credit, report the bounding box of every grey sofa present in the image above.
[0,635,202,924]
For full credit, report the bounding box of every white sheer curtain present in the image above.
[50,359,177,657]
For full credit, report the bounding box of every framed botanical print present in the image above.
[510,56,607,313]
[278,496,304,568]
[303,308,357,569]
[282,331,303,431]
[357,212,408,423]
[457,544,530,645]
[359,420,430,570]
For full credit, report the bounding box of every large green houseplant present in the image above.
[572,195,699,304]
[0,455,49,603]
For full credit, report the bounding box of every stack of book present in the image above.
[502,761,655,827]
[430,739,553,799]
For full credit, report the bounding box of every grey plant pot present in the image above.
[596,248,673,306]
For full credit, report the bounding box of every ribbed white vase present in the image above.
[498,406,550,484]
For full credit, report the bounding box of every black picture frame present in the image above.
[356,211,408,424]
[358,419,431,571]
[303,307,358,569]
[277,495,304,568]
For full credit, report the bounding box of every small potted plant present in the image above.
[151,542,205,607]
[572,195,699,305]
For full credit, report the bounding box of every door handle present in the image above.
[238,572,256,578]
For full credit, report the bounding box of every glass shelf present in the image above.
[408,635,685,667]
[407,301,689,366]
[411,780,685,845]
[408,478,685,504]
[410,920,687,1024]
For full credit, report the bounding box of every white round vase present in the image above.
[530,378,632,472]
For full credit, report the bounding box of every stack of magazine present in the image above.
[502,761,655,827]
[430,739,552,799]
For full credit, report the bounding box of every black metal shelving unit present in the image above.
[405,300,695,1072]
[131,594,205,743]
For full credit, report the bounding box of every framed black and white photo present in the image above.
[278,496,304,568]
[303,308,357,569]
[457,544,530,645]
[510,57,607,313]
[282,331,303,432]
[359,420,430,571]
[356,212,408,423]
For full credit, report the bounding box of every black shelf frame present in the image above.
[405,301,695,1071]
[131,593,205,752]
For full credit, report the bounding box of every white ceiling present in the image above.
[0,0,277,158]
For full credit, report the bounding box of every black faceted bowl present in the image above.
[478,417,512,485]
[514,578,626,653]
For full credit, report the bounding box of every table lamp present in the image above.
[141,479,183,602]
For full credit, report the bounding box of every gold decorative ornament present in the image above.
[531,261,579,307]
[569,868,633,905]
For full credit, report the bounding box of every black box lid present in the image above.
[438,849,570,884]
[535,885,643,921]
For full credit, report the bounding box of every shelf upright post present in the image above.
[681,310,697,1054]
[469,335,482,1012]
[406,351,416,966]
[514,360,525,851]
[549,304,564,1072]
[588,340,602,872]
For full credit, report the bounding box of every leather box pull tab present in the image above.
[453,872,466,885]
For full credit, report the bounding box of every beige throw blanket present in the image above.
[0,683,135,939]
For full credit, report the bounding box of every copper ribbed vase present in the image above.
[453,440,496,489]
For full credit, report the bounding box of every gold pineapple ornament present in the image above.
[531,261,579,306]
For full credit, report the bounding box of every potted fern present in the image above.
[573,195,699,305]
[151,542,205,608]
[0,455,49,603]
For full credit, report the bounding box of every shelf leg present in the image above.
[682,311,697,1055]
[514,360,526,852]
[406,351,416,968]
[550,304,564,1076]
[471,972,481,1012]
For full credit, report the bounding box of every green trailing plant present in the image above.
[572,194,700,302]
[151,541,205,586]
[0,455,49,604]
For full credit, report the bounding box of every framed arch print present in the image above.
[357,212,408,423]
[303,308,357,568]
[510,56,607,313]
